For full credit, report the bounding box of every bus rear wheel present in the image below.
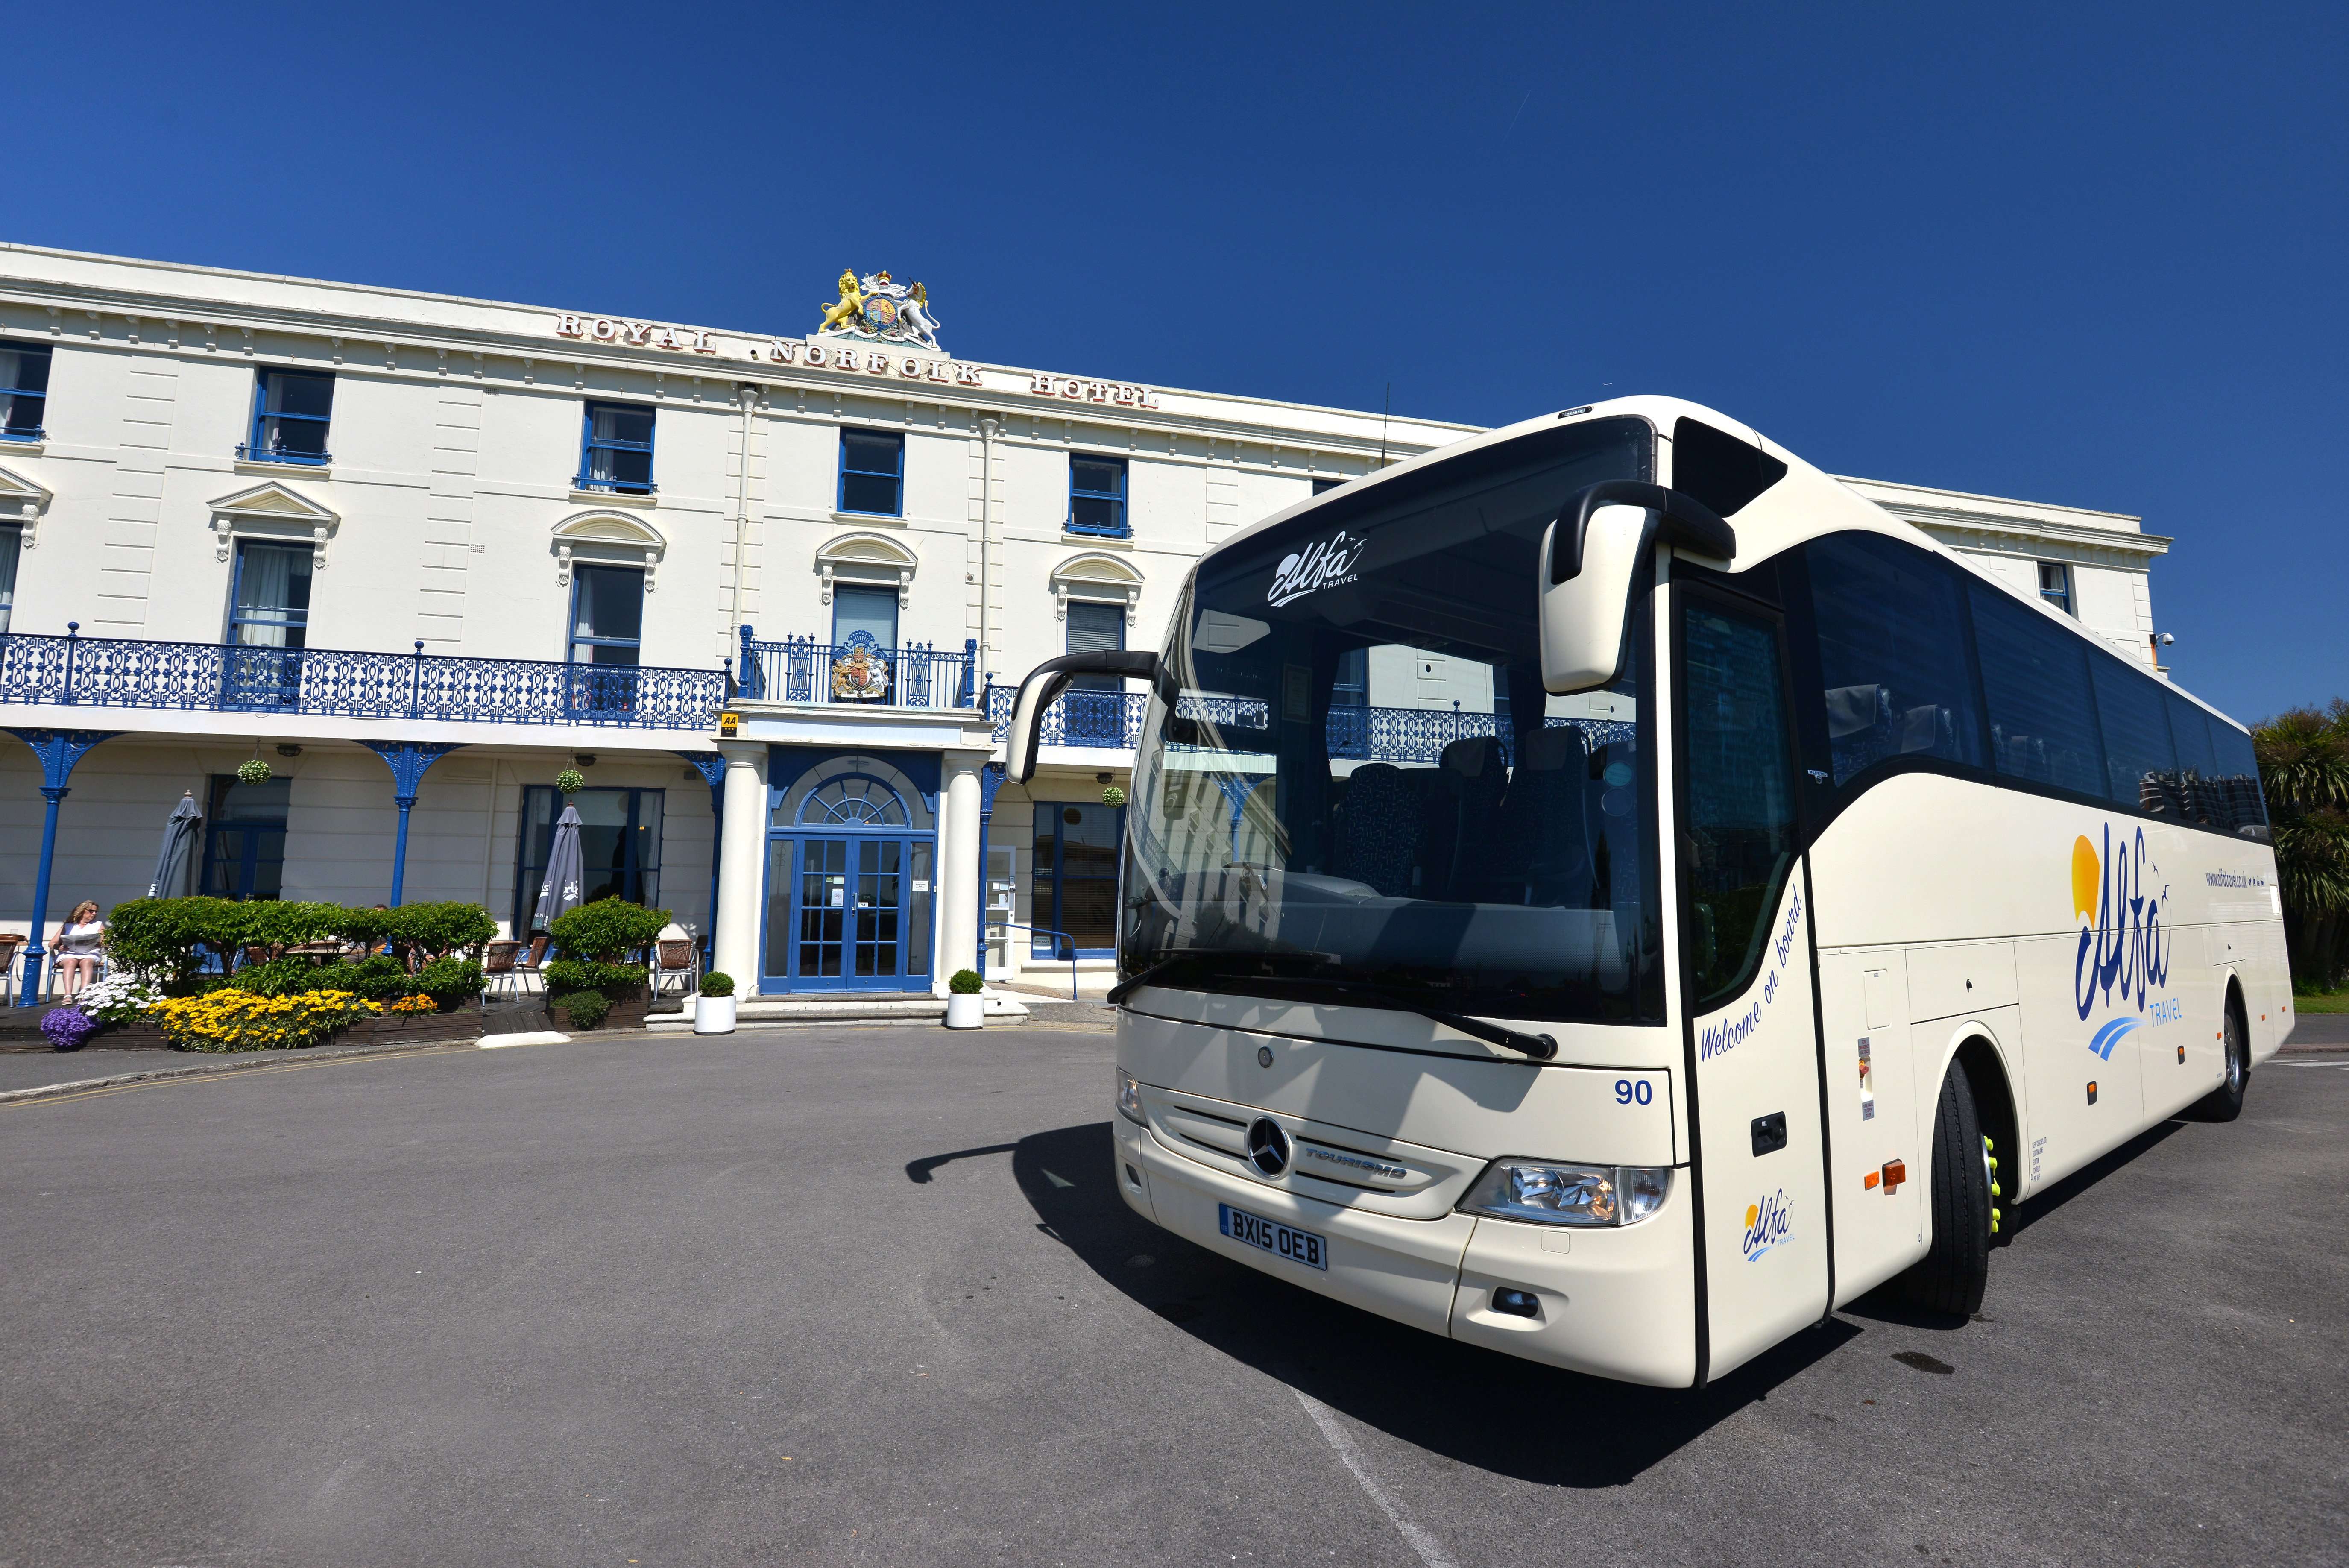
[2188,996,2250,1123]
[1896,1060,1993,1317]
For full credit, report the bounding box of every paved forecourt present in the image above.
[2,1026,2342,1567]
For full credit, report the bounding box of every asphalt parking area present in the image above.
[3,1029,2343,1567]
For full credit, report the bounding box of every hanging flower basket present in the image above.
[554,769,586,794]
[237,759,275,785]
[1101,785,1127,808]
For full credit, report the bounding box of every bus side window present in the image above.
[1804,532,1983,787]
[1968,580,2109,798]
[1681,598,1799,1010]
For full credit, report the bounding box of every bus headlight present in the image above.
[1458,1160,1673,1227]
[1116,1067,1147,1125]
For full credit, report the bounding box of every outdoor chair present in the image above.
[649,939,700,1000]
[481,940,523,1000]
[0,933,23,1006]
[514,935,550,995]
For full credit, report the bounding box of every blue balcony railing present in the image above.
[0,624,725,729]
[983,685,1636,765]
[735,627,977,709]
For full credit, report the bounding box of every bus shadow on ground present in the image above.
[978,1121,1860,1488]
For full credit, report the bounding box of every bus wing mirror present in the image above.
[1539,481,1735,693]
[1004,650,1165,783]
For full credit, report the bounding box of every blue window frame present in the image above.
[0,524,20,633]
[0,342,51,440]
[577,402,656,494]
[1032,802,1122,957]
[243,369,334,465]
[513,785,663,933]
[1069,454,1128,538]
[2037,561,2073,615]
[202,774,292,901]
[838,428,904,516]
[569,564,644,666]
[228,541,313,649]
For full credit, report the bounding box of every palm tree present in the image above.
[2254,700,2349,989]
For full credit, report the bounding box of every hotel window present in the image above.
[1068,455,1128,538]
[2038,561,2074,616]
[838,428,904,516]
[0,524,18,631]
[228,541,313,648]
[0,342,51,440]
[1064,601,1125,692]
[577,402,656,495]
[1312,477,1344,495]
[244,369,334,465]
[514,785,663,932]
[202,773,293,902]
[1032,801,1122,958]
[569,564,644,665]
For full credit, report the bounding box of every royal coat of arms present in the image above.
[830,638,892,701]
[816,270,945,352]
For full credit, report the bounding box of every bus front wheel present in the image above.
[1897,1060,1993,1317]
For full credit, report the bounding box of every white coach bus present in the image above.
[1002,397,2289,1388]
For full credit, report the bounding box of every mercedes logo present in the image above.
[1245,1117,1292,1178]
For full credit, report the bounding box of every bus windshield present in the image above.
[1120,416,1666,1023]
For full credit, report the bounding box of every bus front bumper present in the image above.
[1111,1114,1698,1388]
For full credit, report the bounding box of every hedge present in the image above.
[107,897,497,995]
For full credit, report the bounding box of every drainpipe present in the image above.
[726,384,759,660]
[976,417,998,686]
[974,418,999,979]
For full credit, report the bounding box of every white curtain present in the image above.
[0,525,18,634]
[236,544,295,647]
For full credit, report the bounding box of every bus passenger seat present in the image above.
[1332,763,1422,898]
[1432,736,1508,900]
[1492,724,1592,905]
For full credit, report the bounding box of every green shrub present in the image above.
[230,955,412,1001]
[108,897,495,995]
[543,959,647,996]
[546,898,669,961]
[552,990,611,1029]
[949,968,984,995]
[414,956,485,1011]
[700,971,735,998]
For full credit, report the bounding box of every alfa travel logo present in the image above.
[2072,825,2175,1054]
[1741,1190,1791,1262]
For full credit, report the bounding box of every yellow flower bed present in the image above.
[384,994,437,1014]
[149,988,381,1052]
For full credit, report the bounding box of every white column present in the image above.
[935,750,984,994]
[711,741,768,991]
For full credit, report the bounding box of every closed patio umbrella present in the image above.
[148,792,202,898]
[533,802,586,932]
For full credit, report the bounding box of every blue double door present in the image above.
[762,834,934,992]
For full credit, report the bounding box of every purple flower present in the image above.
[40,1006,101,1052]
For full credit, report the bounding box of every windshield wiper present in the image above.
[1116,961,1558,1061]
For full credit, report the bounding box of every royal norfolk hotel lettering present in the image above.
[549,314,1160,408]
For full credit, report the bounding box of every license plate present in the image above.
[1218,1202,1327,1271]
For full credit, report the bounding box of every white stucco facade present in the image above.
[0,243,2172,997]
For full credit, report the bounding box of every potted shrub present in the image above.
[945,968,986,1030]
[545,899,669,1029]
[694,971,737,1035]
[551,991,612,1032]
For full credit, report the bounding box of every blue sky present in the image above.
[14,2,2343,720]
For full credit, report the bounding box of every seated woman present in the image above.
[53,900,105,1002]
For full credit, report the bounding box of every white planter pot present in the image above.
[693,993,737,1035]
[944,992,985,1030]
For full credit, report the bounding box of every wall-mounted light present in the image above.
[275,744,303,758]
